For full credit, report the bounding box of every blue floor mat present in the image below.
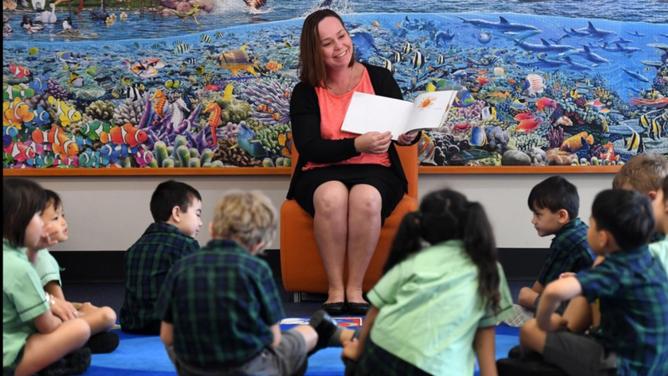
[83,321,519,375]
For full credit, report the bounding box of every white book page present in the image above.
[341,92,414,140]
[409,91,457,131]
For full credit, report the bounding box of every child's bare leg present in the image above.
[78,303,117,335]
[519,319,547,354]
[14,318,90,376]
[293,325,318,351]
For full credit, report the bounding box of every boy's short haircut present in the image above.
[528,176,579,220]
[612,153,668,194]
[592,189,655,250]
[44,189,63,210]
[150,180,202,222]
[210,190,277,249]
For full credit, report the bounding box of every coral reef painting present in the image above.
[3,0,667,170]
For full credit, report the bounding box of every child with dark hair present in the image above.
[32,189,119,353]
[514,176,593,320]
[519,189,668,376]
[156,190,342,375]
[120,180,203,334]
[3,178,91,376]
[342,188,513,375]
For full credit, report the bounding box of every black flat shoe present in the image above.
[86,331,120,354]
[346,302,370,315]
[309,309,338,354]
[321,302,345,315]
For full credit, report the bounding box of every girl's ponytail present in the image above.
[383,211,423,274]
[463,202,500,311]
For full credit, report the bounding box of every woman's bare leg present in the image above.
[346,184,382,303]
[313,181,349,304]
[14,318,90,376]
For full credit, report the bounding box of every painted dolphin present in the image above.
[514,38,575,53]
[563,56,592,71]
[622,68,650,83]
[458,16,540,32]
[576,21,615,38]
[580,45,609,64]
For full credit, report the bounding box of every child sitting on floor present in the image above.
[510,176,593,326]
[342,188,514,375]
[3,178,91,376]
[120,180,203,334]
[650,176,668,270]
[32,189,119,353]
[613,153,668,270]
[155,190,341,375]
[519,189,668,375]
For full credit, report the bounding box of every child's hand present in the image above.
[559,272,576,279]
[342,338,362,361]
[50,296,80,321]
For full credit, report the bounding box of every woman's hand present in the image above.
[397,131,419,145]
[354,131,392,154]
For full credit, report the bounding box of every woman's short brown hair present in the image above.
[298,9,355,87]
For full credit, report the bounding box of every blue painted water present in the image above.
[3,0,667,42]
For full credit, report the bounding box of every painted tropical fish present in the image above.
[560,131,594,152]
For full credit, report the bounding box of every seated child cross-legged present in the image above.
[3,178,91,376]
[120,180,203,334]
[510,176,593,326]
[519,189,668,376]
[155,190,343,375]
[33,189,119,353]
[342,188,514,376]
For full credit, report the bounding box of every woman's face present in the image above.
[317,16,352,69]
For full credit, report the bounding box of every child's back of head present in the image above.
[527,176,579,220]
[210,190,276,253]
[384,188,500,310]
[612,153,668,195]
[3,178,47,248]
[592,189,655,251]
[150,180,202,222]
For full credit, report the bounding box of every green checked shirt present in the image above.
[537,218,593,286]
[120,222,199,334]
[3,239,50,368]
[155,239,285,368]
[577,245,668,375]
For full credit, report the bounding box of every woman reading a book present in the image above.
[287,9,419,316]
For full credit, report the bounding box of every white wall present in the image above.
[32,174,615,251]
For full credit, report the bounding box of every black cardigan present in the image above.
[287,63,413,199]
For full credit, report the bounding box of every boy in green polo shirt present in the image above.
[156,190,340,375]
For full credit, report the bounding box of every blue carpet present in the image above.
[83,320,519,375]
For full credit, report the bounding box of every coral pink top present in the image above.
[304,67,391,170]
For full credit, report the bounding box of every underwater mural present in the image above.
[2,0,667,170]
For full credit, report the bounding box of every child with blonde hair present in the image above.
[156,190,340,375]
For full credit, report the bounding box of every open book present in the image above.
[341,90,457,140]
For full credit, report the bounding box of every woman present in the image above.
[288,9,419,315]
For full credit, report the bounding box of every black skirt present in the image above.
[291,164,404,222]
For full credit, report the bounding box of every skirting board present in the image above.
[50,248,549,284]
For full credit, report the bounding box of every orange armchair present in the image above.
[280,144,418,296]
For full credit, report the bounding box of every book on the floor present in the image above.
[341,90,457,140]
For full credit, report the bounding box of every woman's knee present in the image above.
[314,183,348,213]
[348,186,382,216]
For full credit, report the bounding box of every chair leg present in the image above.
[292,292,302,303]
